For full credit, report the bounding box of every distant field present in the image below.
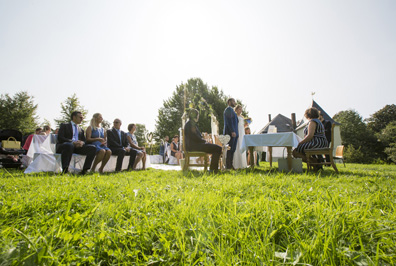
[1,163,395,265]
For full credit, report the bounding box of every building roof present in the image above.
[257,114,294,134]
[295,100,341,130]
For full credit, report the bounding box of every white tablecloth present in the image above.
[241,132,302,153]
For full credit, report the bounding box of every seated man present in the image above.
[184,108,222,173]
[56,111,96,174]
[107,118,137,171]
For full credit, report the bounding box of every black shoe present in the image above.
[80,169,87,175]
[208,169,219,174]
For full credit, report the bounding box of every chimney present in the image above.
[268,114,272,122]
[291,113,296,130]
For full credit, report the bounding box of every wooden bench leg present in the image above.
[183,155,189,171]
[330,155,339,174]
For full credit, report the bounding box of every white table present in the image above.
[241,132,302,170]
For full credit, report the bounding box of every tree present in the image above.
[0,91,39,135]
[366,104,396,133]
[135,123,148,146]
[54,94,88,128]
[333,109,379,163]
[155,78,248,139]
[385,143,396,164]
[377,121,396,164]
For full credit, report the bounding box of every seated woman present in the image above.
[126,123,147,170]
[86,113,112,173]
[170,135,183,164]
[293,107,328,166]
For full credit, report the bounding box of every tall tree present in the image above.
[155,78,248,139]
[0,91,39,135]
[333,109,379,163]
[54,94,88,128]
[366,104,396,133]
[135,123,148,146]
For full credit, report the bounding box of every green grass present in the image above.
[1,163,396,265]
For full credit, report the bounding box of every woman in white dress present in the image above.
[233,105,247,169]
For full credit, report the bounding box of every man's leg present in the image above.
[226,137,237,169]
[195,143,222,171]
[56,143,74,173]
[126,149,138,170]
[203,143,222,171]
[110,148,126,171]
[75,144,97,173]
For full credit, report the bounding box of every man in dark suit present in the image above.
[107,118,137,172]
[185,109,222,172]
[56,111,96,174]
[223,98,239,169]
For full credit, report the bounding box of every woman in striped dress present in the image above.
[293,107,328,163]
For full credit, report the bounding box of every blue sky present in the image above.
[1,0,395,133]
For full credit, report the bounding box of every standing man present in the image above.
[107,118,137,171]
[185,109,222,173]
[223,98,239,169]
[56,111,96,174]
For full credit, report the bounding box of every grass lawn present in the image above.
[1,163,395,265]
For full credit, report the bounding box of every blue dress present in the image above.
[91,127,110,153]
[295,118,328,153]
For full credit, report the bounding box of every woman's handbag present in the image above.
[2,137,21,149]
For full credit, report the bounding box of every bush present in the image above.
[344,145,367,163]
[385,143,396,164]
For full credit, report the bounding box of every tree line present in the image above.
[1,79,395,164]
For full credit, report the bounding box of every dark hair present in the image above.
[43,125,51,132]
[71,111,82,120]
[127,123,136,132]
[173,135,179,139]
[227,98,235,104]
[188,108,199,120]
[304,107,320,119]
[35,127,42,133]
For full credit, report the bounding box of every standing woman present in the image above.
[233,105,247,169]
[170,135,183,164]
[293,107,328,164]
[126,123,147,170]
[86,113,112,173]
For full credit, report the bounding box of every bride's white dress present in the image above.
[233,116,247,169]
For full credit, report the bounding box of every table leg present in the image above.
[268,147,272,167]
[249,147,254,168]
[287,147,292,171]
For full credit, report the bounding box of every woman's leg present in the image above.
[142,152,146,170]
[99,150,112,173]
[293,149,307,162]
[92,149,105,172]
[133,152,143,170]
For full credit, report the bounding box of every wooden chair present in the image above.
[334,145,346,167]
[181,129,209,171]
[305,123,339,173]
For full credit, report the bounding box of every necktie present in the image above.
[73,124,79,141]
[118,131,122,145]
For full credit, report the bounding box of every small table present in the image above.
[241,132,301,170]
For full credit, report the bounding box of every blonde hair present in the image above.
[90,113,102,130]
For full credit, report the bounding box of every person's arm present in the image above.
[57,123,73,143]
[224,108,237,137]
[299,121,316,145]
[127,135,142,150]
[86,126,94,143]
[86,126,105,144]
